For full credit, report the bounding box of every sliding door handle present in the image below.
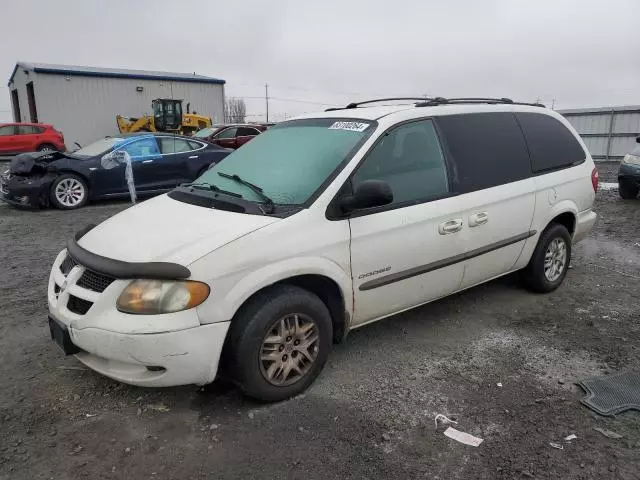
[438,219,463,235]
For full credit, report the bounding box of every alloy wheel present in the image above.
[55,178,86,207]
[259,313,319,386]
[544,237,567,282]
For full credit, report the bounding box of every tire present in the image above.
[37,143,58,153]
[50,174,89,210]
[618,179,639,199]
[226,285,333,402]
[522,223,572,293]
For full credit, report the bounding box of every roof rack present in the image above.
[325,97,432,111]
[415,97,545,108]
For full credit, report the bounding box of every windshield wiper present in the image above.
[217,172,275,213]
[181,181,243,198]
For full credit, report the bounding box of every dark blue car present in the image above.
[0,133,230,209]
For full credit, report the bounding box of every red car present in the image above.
[193,124,267,149]
[0,123,66,155]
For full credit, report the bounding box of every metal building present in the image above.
[559,105,640,161]
[7,62,225,148]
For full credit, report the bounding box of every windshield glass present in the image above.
[73,137,124,157]
[197,118,375,205]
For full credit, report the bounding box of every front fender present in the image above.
[197,256,353,325]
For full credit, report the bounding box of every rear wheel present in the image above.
[522,223,572,293]
[37,143,58,153]
[50,174,88,210]
[227,285,333,402]
[619,179,639,199]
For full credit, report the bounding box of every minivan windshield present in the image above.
[197,118,375,205]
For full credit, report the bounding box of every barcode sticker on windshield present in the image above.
[329,121,369,132]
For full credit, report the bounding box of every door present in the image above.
[236,127,260,147]
[213,127,238,149]
[156,136,204,187]
[0,125,18,153]
[347,119,465,325]
[93,136,162,195]
[26,82,38,123]
[435,112,536,288]
[17,125,42,152]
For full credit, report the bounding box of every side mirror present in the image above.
[340,180,393,213]
[101,150,129,169]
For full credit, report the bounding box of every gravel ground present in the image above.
[0,187,639,480]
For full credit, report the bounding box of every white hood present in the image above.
[78,194,280,265]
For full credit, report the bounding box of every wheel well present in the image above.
[233,275,348,344]
[55,170,90,187]
[549,212,576,235]
[275,275,348,343]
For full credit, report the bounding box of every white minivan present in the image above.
[48,98,598,401]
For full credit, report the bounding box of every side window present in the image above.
[18,125,38,134]
[0,125,17,135]
[516,112,586,173]
[436,112,531,193]
[119,137,160,161]
[237,127,259,136]
[215,127,237,139]
[352,119,449,205]
[188,140,204,150]
[158,137,196,154]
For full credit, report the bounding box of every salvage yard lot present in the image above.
[0,187,639,479]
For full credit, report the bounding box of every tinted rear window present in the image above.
[436,112,531,193]
[516,112,586,173]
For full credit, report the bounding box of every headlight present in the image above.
[623,154,640,165]
[117,280,210,314]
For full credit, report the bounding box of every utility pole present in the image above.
[265,83,269,123]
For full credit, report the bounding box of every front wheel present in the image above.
[50,174,88,210]
[227,285,333,402]
[619,179,639,199]
[522,223,572,293]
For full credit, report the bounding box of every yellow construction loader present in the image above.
[116,98,212,135]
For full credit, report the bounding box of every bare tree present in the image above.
[225,97,247,123]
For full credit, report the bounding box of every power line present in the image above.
[238,96,338,107]
[229,80,393,99]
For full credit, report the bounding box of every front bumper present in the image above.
[0,174,50,208]
[48,249,229,387]
[71,322,229,387]
[619,162,640,185]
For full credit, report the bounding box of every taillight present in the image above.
[591,167,599,193]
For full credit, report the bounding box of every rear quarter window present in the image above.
[516,112,586,173]
[436,112,531,193]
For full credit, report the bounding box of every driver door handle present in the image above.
[142,160,153,164]
[438,219,463,235]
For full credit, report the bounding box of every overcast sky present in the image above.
[2,0,640,122]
